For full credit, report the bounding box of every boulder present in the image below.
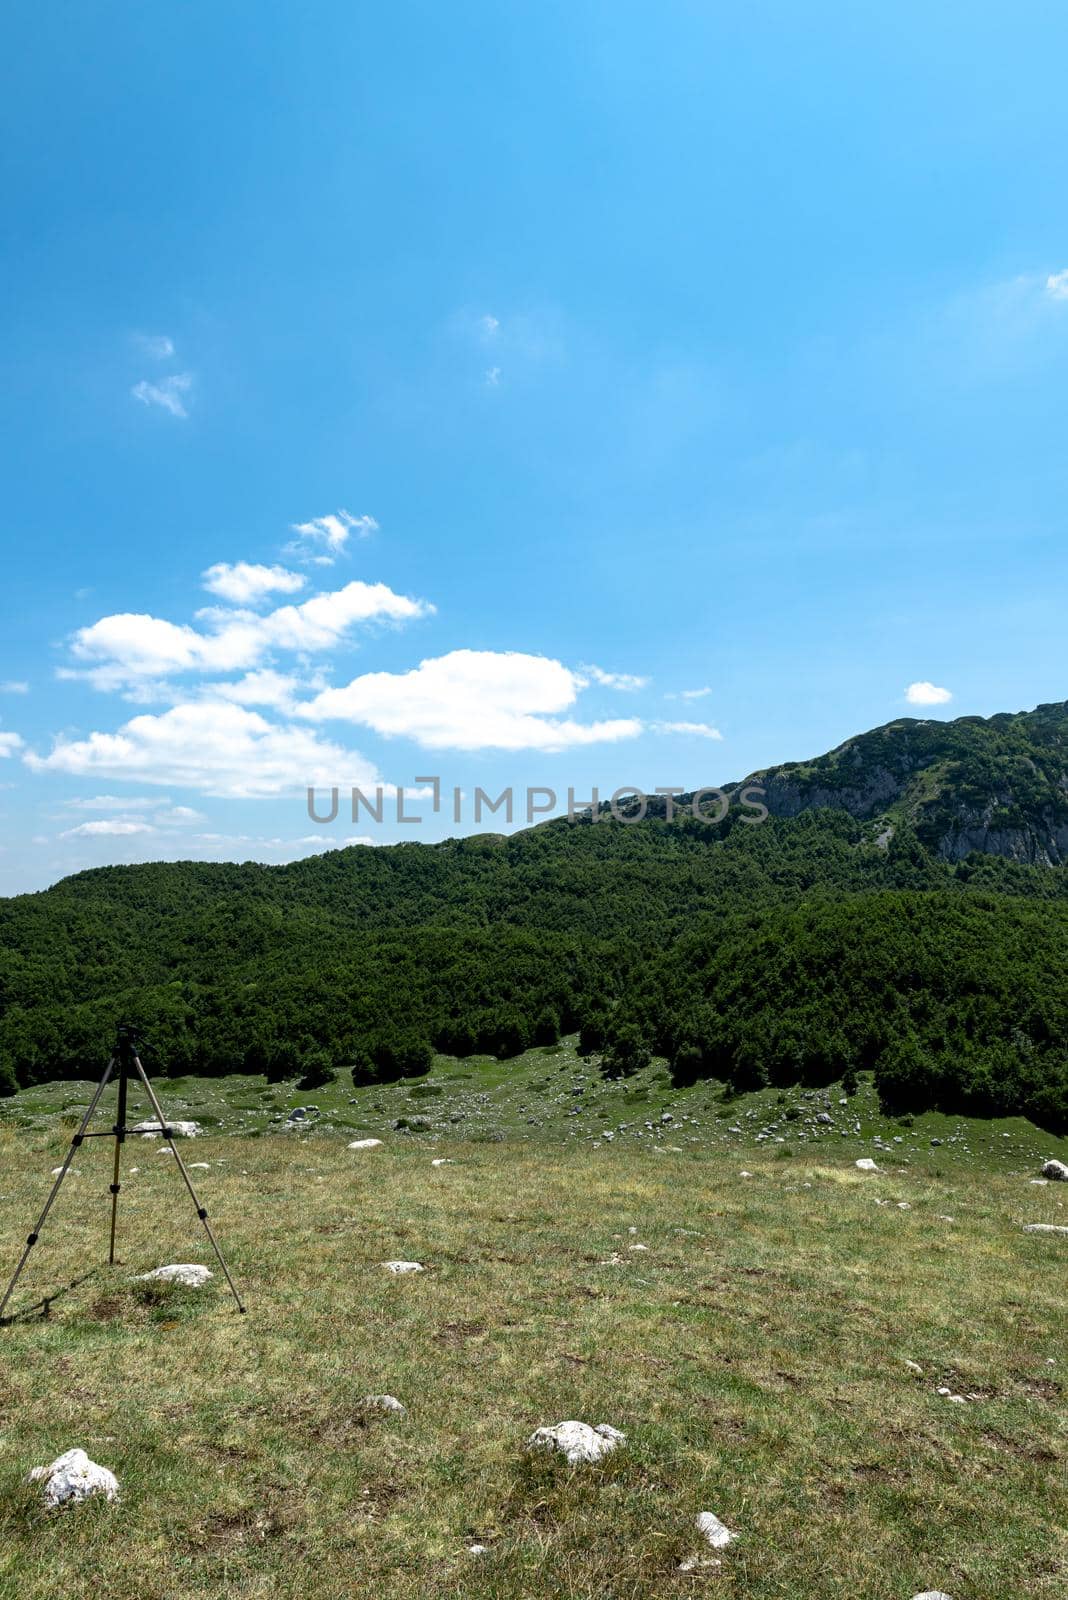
[855,1157,879,1171]
[131,1119,200,1139]
[382,1260,424,1274]
[526,1420,625,1465]
[1041,1159,1068,1181]
[348,1138,383,1150]
[136,1264,213,1288]
[1023,1223,1068,1236]
[29,1449,119,1508]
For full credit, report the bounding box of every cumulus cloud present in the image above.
[0,681,28,694]
[27,700,384,798]
[201,562,306,605]
[62,579,433,693]
[905,681,953,706]
[287,509,378,564]
[1045,270,1068,301]
[61,819,157,838]
[298,648,642,751]
[131,373,193,418]
[0,732,24,757]
[654,720,723,740]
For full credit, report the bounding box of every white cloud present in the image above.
[480,314,500,337]
[1045,270,1068,301]
[63,579,432,693]
[201,562,306,605]
[676,686,712,701]
[579,664,649,692]
[905,681,953,706]
[654,720,723,740]
[299,648,643,751]
[61,819,157,838]
[131,373,193,419]
[135,333,175,359]
[27,700,384,798]
[203,669,304,711]
[0,732,23,757]
[0,681,28,694]
[485,367,501,388]
[287,509,378,563]
[62,794,164,811]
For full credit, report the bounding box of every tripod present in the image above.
[0,1026,245,1319]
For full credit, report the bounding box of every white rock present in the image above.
[431,1158,453,1166]
[467,1544,489,1556]
[1042,1159,1068,1181]
[136,1264,213,1288]
[911,1592,954,1599]
[131,1119,200,1138]
[361,1394,407,1415]
[526,1420,625,1464]
[348,1139,383,1150]
[1023,1223,1068,1236]
[29,1448,119,1508]
[382,1260,424,1274]
[855,1158,879,1171]
[739,1170,753,1178]
[696,1510,737,1549]
[189,1162,210,1169]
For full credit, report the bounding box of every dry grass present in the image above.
[0,1123,1065,1600]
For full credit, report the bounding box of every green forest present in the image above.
[3,703,1068,1130]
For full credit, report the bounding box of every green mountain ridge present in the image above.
[1,700,1067,1128]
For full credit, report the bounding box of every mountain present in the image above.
[1,700,1067,1128]
[732,700,1068,865]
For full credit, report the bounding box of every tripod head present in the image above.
[115,1023,147,1060]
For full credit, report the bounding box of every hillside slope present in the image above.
[2,701,1067,1126]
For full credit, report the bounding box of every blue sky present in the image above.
[2,1,1067,893]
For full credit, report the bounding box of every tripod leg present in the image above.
[108,1053,129,1265]
[0,1056,117,1321]
[130,1054,246,1313]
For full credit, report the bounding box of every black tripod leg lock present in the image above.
[26,1233,38,1247]
[197,1208,208,1220]
[109,1184,120,1195]
[72,1134,84,1147]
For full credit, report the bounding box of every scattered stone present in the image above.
[816,1112,832,1125]
[29,1448,119,1508]
[382,1260,425,1274]
[348,1138,383,1150]
[1023,1223,1068,1236]
[911,1592,954,1600]
[904,1360,924,1375]
[855,1158,879,1172]
[935,1386,966,1404]
[361,1394,407,1415]
[189,1162,210,1169]
[467,1544,489,1556]
[431,1158,453,1166]
[1042,1159,1068,1181]
[678,1553,722,1573]
[696,1510,737,1549]
[526,1420,625,1464]
[136,1264,213,1288]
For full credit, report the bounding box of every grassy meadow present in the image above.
[0,1043,1065,1600]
